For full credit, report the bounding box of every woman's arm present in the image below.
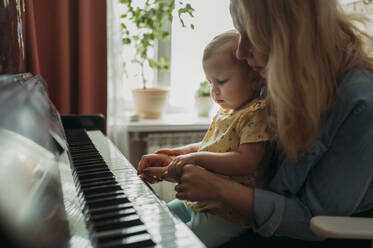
[253,103,373,240]
[175,164,255,221]
[167,142,266,178]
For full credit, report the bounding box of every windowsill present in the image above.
[126,112,211,132]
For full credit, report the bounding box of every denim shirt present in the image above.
[253,69,373,240]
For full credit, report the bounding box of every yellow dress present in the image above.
[186,98,272,226]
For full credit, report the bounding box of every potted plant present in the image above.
[194,80,213,117]
[119,0,194,118]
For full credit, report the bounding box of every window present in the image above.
[118,1,233,113]
[114,0,371,114]
[169,0,233,112]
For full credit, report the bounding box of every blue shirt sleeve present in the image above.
[252,99,373,240]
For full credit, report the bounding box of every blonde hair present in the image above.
[233,0,373,163]
[203,30,239,61]
[203,30,262,83]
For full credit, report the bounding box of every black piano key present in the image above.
[79,180,118,189]
[98,233,155,248]
[71,153,104,160]
[74,169,111,177]
[74,166,109,174]
[65,129,157,246]
[90,208,137,223]
[84,191,124,200]
[72,157,105,163]
[75,165,109,172]
[73,160,107,167]
[67,141,94,146]
[93,225,148,243]
[93,215,143,232]
[78,175,115,184]
[82,184,122,195]
[70,146,97,152]
[86,203,134,216]
[86,195,130,209]
[70,147,97,152]
[77,171,114,180]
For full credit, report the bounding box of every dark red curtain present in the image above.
[25,0,107,116]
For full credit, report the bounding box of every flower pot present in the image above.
[132,88,168,119]
[194,95,213,117]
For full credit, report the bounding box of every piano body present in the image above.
[0,73,205,248]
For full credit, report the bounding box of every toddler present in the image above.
[140,30,272,247]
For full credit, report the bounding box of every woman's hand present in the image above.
[174,164,227,202]
[137,153,172,183]
[175,164,255,221]
[167,154,197,179]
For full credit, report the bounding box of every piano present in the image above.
[0,73,205,248]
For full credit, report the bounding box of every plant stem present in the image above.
[141,61,146,89]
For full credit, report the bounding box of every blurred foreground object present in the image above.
[0,74,69,248]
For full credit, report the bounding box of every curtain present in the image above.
[106,0,129,157]
[25,0,107,116]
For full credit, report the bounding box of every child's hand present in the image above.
[137,153,172,183]
[167,154,197,180]
[155,148,188,157]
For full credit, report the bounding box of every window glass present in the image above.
[169,0,233,112]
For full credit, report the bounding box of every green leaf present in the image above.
[148,58,156,68]
[122,38,131,44]
[117,0,196,84]
[162,31,170,40]
[196,80,211,96]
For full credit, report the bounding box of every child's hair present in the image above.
[233,0,373,163]
[203,30,261,83]
[203,30,239,62]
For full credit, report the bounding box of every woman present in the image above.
[138,0,373,246]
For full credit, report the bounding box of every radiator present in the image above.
[146,131,206,154]
[145,131,206,203]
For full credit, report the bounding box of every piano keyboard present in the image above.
[62,129,205,248]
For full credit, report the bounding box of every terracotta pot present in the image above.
[132,88,168,119]
[194,95,213,117]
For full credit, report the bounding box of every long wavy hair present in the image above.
[232,0,373,163]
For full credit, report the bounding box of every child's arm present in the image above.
[167,142,266,178]
[155,142,201,156]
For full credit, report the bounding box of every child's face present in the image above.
[203,51,261,110]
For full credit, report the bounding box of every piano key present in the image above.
[90,208,137,222]
[79,180,118,189]
[93,214,143,232]
[77,171,113,180]
[84,191,124,200]
[75,166,110,173]
[92,225,148,243]
[78,175,115,184]
[63,129,206,248]
[86,202,134,216]
[73,160,108,167]
[98,233,155,248]
[85,195,131,209]
[72,157,105,163]
[82,184,122,195]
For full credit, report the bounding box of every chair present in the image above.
[310,216,373,248]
